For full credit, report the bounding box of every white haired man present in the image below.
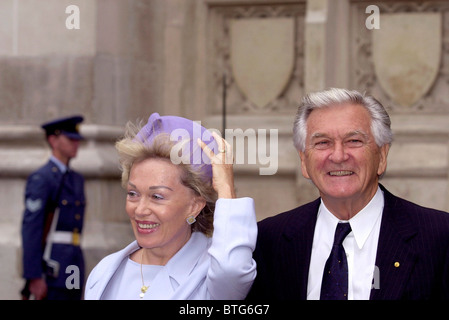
[247,88,449,300]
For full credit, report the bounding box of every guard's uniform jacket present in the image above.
[21,158,86,291]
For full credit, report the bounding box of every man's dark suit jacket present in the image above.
[247,185,449,300]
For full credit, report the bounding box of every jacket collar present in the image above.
[87,232,209,299]
[370,184,418,300]
[281,199,320,299]
[282,185,417,243]
[280,184,419,300]
[49,156,68,174]
[163,231,209,287]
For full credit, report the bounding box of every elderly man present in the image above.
[247,88,449,300]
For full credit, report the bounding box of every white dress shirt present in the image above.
[84,197,257,300]
[307,187,384,300]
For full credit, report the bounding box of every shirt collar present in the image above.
[93,233,209,299]
[50,155,68,174]
[319,186,384,250]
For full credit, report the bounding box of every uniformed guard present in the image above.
[21,115,86,300]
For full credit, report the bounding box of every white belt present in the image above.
[49,231,81,246]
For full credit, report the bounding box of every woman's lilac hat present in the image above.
[135,113,219,179]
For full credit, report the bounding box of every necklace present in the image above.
[139,248,149,299]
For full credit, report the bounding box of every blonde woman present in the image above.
[84,113,257,300]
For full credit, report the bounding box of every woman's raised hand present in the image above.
[197,131,235,199]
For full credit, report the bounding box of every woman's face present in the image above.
[126,158,205,262]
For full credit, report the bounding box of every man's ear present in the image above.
[377,143,390,176]
[298,150,311,179]
[47,135,58,149]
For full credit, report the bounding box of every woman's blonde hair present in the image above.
[116,120,217,237]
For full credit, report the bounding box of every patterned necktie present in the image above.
[320,222,352,300]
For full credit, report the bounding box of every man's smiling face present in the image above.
[299,103,389,210]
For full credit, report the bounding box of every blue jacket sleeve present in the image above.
[21,171,52,279]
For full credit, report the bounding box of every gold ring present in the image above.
[219,148,226,153]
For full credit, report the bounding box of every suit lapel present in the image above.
[370,186,418,300]
[282,199,320,299]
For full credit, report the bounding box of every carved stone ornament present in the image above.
[230,17,295,109]
[208,3,306,114]
[372,12,442,107]
[351,1,449,113]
